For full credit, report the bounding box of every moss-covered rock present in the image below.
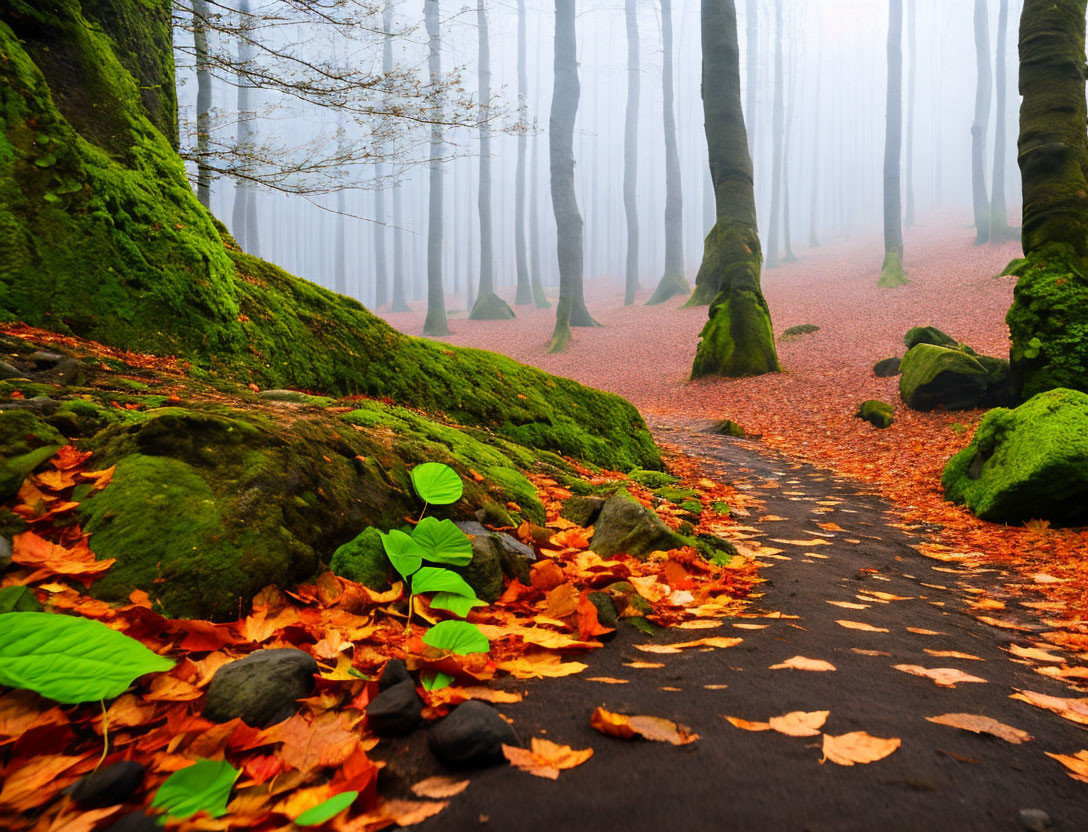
[942,388,1088,525]
[628,469,679,489]
[873,357,902,378]
[653,486,700,504]
[899,344,1013,411]
[904,326,959,350]
[0,408,65,500]
[559,495,606,528]
[710,419,747,437]
[590,490,687,559]
[856,400,894,429]
[329,528,391,589]
[781,323,820,338]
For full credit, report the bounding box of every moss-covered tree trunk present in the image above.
[990,0,1011,241]
[879,0,907,288]
[690,0,780,379]
[971,0,992,245]
[647,0,690,305]
[422,0,450,336]
[1006,0,1088,397]
[514,0,533,306]
[623,0,640,306]
[745,0,757,154]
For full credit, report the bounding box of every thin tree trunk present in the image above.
[808,49,820,248]
[690,0,779,377]
[385,1,410,312]
[422,0,449,336]
[765,0,784,268]
[193,0,212,208]
[514,0,533,305]
[989,0,1011,241]
[623,0,640,305]
[335,189,347,295]
[971,0,992,244]
[879,0,906,287]
[904,0,916,226]
[529,11,549,309]
[781,18,797,264]
[230,0,255,251]
[373,173,388,306]
[745,0,757,152]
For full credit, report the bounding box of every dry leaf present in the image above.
[586,677,629,685]
[769,656,836,672]
[1010,690,1088,726]
[1006,644,1064,663]
[852,648,892,657]
[893,665,987,688]
[820,732,901,766]
[836,620,889,633]
[623,661,665,669]
[503,739,593,779]
[724,716,771,732]
[590,707,697,745]
[1046,750,1088,784]
[906,627,944,635]
[733,623,769,630]
[634,636,742,655]
[768,710,829,737]
[411,777,469,799]
[925,714,1031,744]
[924,649,983,661]
[827,601,870,610]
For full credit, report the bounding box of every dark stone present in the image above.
[259,389,308,402]
[38,357,85,386]
[590,491,687,558]
[104,812,161,832]
[0,361,22,380]
[899,344,1012,411]
[454,521,536,594]
[587,591,619,629]
[0,536,11,560]
[1018,808,1053,832]
[378,658,411,691]
[873,357,901,377]
[29,351,63,367]
[68,761,144,809]
[429,701,518,767]
[560,496,607,527]
[202,648,317,728]
[903,326,958,350]
[367,679,422,737]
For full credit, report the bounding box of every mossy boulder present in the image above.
[899,344,1013,411]
[942,388,1088,525]
[781,323,820,338]
[0,408,64,500]
[590,491,687,559]
[904,326,959,350]
[711,419,747,437]
[856,400,894,429]
[329,528,391,589]
[873,357,902,378]
[559,496,607,528]
[628,469,679,489]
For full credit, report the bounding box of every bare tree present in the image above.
[765,0,784,267]
[905,0,916,226]
[623,0,641,305]
[192,0,212,208]
[971,0,992,244]
[514,0,534,305]
[879,0,907,287]
[230,0,260,256]
[422,0,449,336]
[989,0,1012,241]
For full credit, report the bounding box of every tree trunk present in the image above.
[765,0,784,268]
[192,0,212,208]
[335,188,347,296]
[990,0,1011,241]
[422,0,449,336]
[230,0,257,253]
[513,0,533,305]
[1006,0,1088,397]
[879,0,907,287]
[470,0,514,320]
[648,0,690,305]
[781,24,797,264]
[808,50,820,248]
[745,0,757,152]
[690,0,779,378]
[529,12,550,309]
[623,0,640,305]
[905,0,916,226]
[972,0,992,245]
[385,2,410,312]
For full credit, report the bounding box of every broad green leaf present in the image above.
[150,759,240,820]
[411,567,477,599]
[0,612,175,704]
[410,463,463,505]
[430,592,486,618]
[380,530,424,579]
[0,586,41,614]
[411,517,474,565]
[295,790,359,826]
[422,620,490,656]
[422,670,454,691]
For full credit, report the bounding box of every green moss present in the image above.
[469,292,515,321]
[781,323,820,338]
[645,272,691,306]
[0,409,64,500]
[1006,244,1088,399]
[942,388,1088,525]
[711,419,747,437]
[878,250,908,288]
[856,399,894,429]
[899,344,1011,411]
[653,486,700,503]
[329,527,391,589]
[691,290,781,379]
[628,469,679,488]
[904,326,958,350]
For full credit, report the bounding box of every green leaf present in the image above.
[294,791,359,826]
[422,620,490,656]
[421,670,454,691]
[411,567,477,599]
[0,586,41,614]
[380,530,424,579]
[410,462,463,505]
[150,759,240,820]
[411,517,473,565]
[0,612,175,704]
[429,592,486,618]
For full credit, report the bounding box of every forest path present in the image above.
[417,424,1088,831]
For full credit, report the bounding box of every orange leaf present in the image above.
[590,707,697,745]
[502,738,593,779]
[820,732,900,766]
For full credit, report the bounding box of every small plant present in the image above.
[381,463,490,689]
[150,759,240,820]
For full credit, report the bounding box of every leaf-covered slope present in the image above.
[0,0,658,471]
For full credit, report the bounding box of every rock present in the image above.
[710,419,747,437]
[627,469,679,488]
[603,581,653,616]
[0,410,64,501]
[872,357,901,377]
[587,591,619,629]
[559,496,607,527]
[782,323,820,337]
[856,400,894,429]
[367,679,423,736]
[203,648,317,727]
[903,326,958,350]
[0,361,22,380]
[943,388,1088,525]
[330,527,392,590]
[429,701,518,767]
[29,351,63,368]
[590,491,687,558]
[68,761,145,808]
[104,812,161,832]
[1018,809,1053,832]
[454,521,536,596]
[258,389,309,402]
[0,536,10,560]
[378,659,412,691]
[899,344,1013,411]
[38,357,85,386]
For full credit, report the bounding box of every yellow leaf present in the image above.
[769,656,836,672]
[724,716,771,732]
[770,538,832,546]
[634,637,742,654]
[733,623,769,630]
[893,665,987,688]
[1006,644,1064,663]
[1046,750,1088,783]
[820,732,900,766]
[926,713,1031,744]
[851,648,892,657]
[502,738,593,779]
[827,601,869,610]
[866,591,913,602]
[1010,690,1088,726]
[623,661,665,669]
[769,710,829,737]
[586,677,629,685]
[411,777,470,799]
[906,627,945,635]
[590,707,698,745]
[836,620,889,633]
[494,653,588,680]
[923,649,983,661]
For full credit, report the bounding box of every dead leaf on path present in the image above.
[1035,665,1088,682]
[672,620,723,630]
[733,623,769,630]
[771,538,832,547]
[866,591,913,602]
[817,522,845,532]
[924,649,983,661]
[634,637,742,654]
[1010,690,1088,726]
[411,777,470,799]
[926,714,1031,744]
[1033,573,1066,584]
[704,684,729,690]
[377,799,449,826]
[906,627,944,636]
[769,710,829,737]
[820,732,901,766]
[827,601,869,610]
[724,716,771,732]
[1006,644,1064,663]
[761,515,787,522]
[0,754,84,810]
[852,648,892,657]
[1046,750,1088,784]
[590,707,698,745]
[977,615,1031,632]
[502,739,593,779]
[623,661,665,669]
[893,665,987,688]
[493,653,588,679]
[836,620,889,633]
[586,677,629,685]
[769,656,836,672]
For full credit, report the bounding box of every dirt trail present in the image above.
[415,427,1088,831]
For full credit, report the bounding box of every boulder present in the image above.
[454,521,536,597]
[856,400,894,429]
[711,419,747,437]
[68,761,145,809]
[872,357,902,378]
[627,469,679,488]
[366,679,423,737]
[0,361,22,380]
[590,491,687,558]
[0,410,64,501]
[429,701,519,767]
[904,326,959,350]
[330,528,391,590]
[203,648,317,728]
[782,323,820,337]
[378,659,412,691]
[559,496,607,527]
[899,344,1013,411]
[942,388,1088,525]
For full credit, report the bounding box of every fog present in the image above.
[174,0,1024,309]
